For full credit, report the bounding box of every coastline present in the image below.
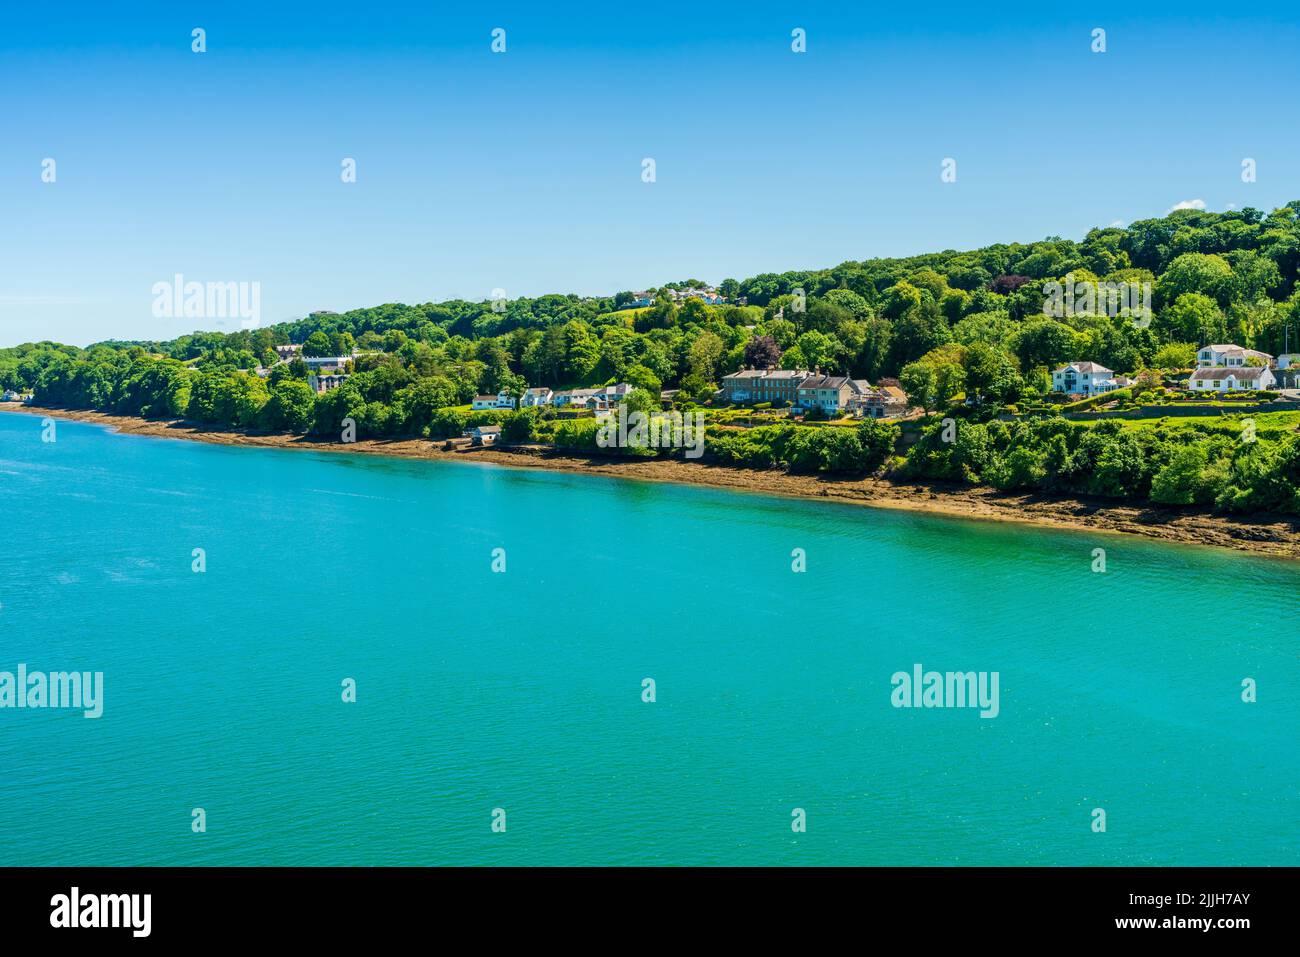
[7,401,1300,558]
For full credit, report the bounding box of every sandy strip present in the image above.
[6,402,1300,559]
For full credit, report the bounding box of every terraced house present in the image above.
[721,368,810,405]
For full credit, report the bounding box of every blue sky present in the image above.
[2,1,1298,346]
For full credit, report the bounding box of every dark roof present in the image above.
[799,375,850,390]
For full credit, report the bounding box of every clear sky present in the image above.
[2,1,1298,346]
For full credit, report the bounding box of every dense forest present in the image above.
[5,203,1300,514]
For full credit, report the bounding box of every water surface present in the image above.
[0,412,1296,865]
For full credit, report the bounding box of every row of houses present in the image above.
[472,383,637,412]
[1054,344,1292,398]
[720,368,907,418]
[628,287,731,308]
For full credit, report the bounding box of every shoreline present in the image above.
[7,401,1300,558]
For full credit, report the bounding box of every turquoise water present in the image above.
[0,410,1296,866]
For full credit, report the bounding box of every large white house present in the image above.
[1187,366,1275,392]
[1196,344,1273,368]
[521,387,553,407]
[1051,362,1121,397]
[472,389,516,410]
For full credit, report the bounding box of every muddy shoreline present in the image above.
[6,402,1300,558]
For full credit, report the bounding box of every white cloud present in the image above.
[1167,198,1206,213]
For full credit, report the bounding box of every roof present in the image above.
[1203,344,1273,359]
[1189,366,1270,381]
[473,395,497,401]
[1054,362,1113,375]
[723,368,811,383]
[524,387,551,395]
[849,379,872,394]
[473,424,502,434]
[798,375,850,390]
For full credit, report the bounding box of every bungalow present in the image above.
[469,424,502,446]
[521,387,553,407]
[1196,344,1273,368]
[629,292,655,308]
[1187,366,1275,392]
[472,390,516,410]
[796,375,853,415]
[1051,362,1121,397]
[274,343,302,361]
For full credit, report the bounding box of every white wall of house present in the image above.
[1197,345,1271,367]
[1051,366,1117,396]
[1190,369,1275,391]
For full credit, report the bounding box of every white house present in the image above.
[1276,354,1300,370]
[308,374,348,394]
[1051,362,1121,397]
[303,355,353,372]
[552,388,601,408]
[595,383,635,406]
[1196,344,1272,368]
[471,390,516,411]
[468,424,502,446]
[521,387,553,407]
[1187,366,1275,392]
